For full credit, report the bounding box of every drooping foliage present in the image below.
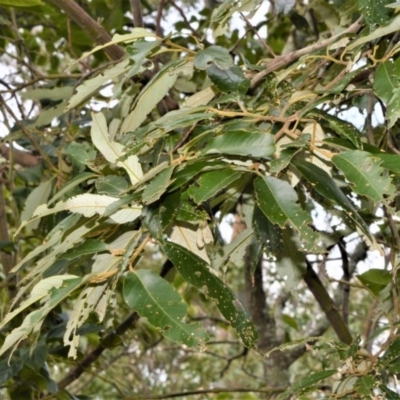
[0,0,400,398]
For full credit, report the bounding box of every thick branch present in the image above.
[49,0,125,61]
[0,144,40,168]
[303,261,353,345]
[130,0,143,28]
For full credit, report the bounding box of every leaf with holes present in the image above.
[188,169,242,204]
[169,222,212,263]
[91,112,143,184]
[332,150,395,203]
[121,59,189,134]
[163,242,258,348]
[0,275,82,357]
[254,176,319,251]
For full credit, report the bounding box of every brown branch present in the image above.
[125,386,286,399]
[303,261,353,345]
[0,98,56,173]
[155,0,165,37]
[249,16,364,90]
[130,0,144,28]
[338,239,350,326]
[0,144,40,168]
[167,0,199,37]
[48,0,125,61]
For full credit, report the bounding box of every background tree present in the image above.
[0,0,400,399]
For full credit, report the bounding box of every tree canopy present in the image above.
[1,0,400,398]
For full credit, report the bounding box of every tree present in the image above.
[0,0,400,398]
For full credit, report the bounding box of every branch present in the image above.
[303,261,353,345]
[49,0,125,61]
[0,144,40,168]
[249,16,364,90]
[338,239,350,326]
[57,260,174,390]
[125,386,286,399]
[0,183,15,296]
[130,0,144,28]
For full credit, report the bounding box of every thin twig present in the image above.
[125,387,286,399]
[239,12,276,57]
[167,0,199,37]
[250,16,364,90]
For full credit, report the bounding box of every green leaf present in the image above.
[64,254,122,358]
[61,239,109,260]
[21,86,73,102]
[124,269,208,347]
[95,175,129,197]
[163,242,258,348]
[210,0,263,37]
[254,176,319,251]
[175,197,209,224]
[311,0,340,30]
[188,169,242,204]
[387,87,400,128]
[207,64,250,94]
[355,376,375,396]
[0,276,82,357]
[20,179,53,231]
[374,58,400,104]
[271,134,310,173]
[62,142,97,169]
[332,150,396,203]
[121,59,188,134]
[347,13,400,50]
[277,370,337,399]
[48,172,97,205]
[170,160,225,191]
[64,194,142,224]
[142,165,175,205]
[357,268,391,296]
[66,61,128,111]
[373,153,400,173]
[358,0,393,26]
[194,46,233,70]
[144,191,181,238]
[312,111,362,149]
[212,228,253,271]
[169,221,212,263]
[0,0,42,6]
[76,28,156,62]
[91,112,143,184]
[204,130,275,158]
[293,160,373,240]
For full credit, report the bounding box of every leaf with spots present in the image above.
[163,242,258,348]
[293,160,377,245]
[123,269,208,347]
[188,169,242,204]
[254,176,319,252]
[332,150,395,203]
[358,0,393,27]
